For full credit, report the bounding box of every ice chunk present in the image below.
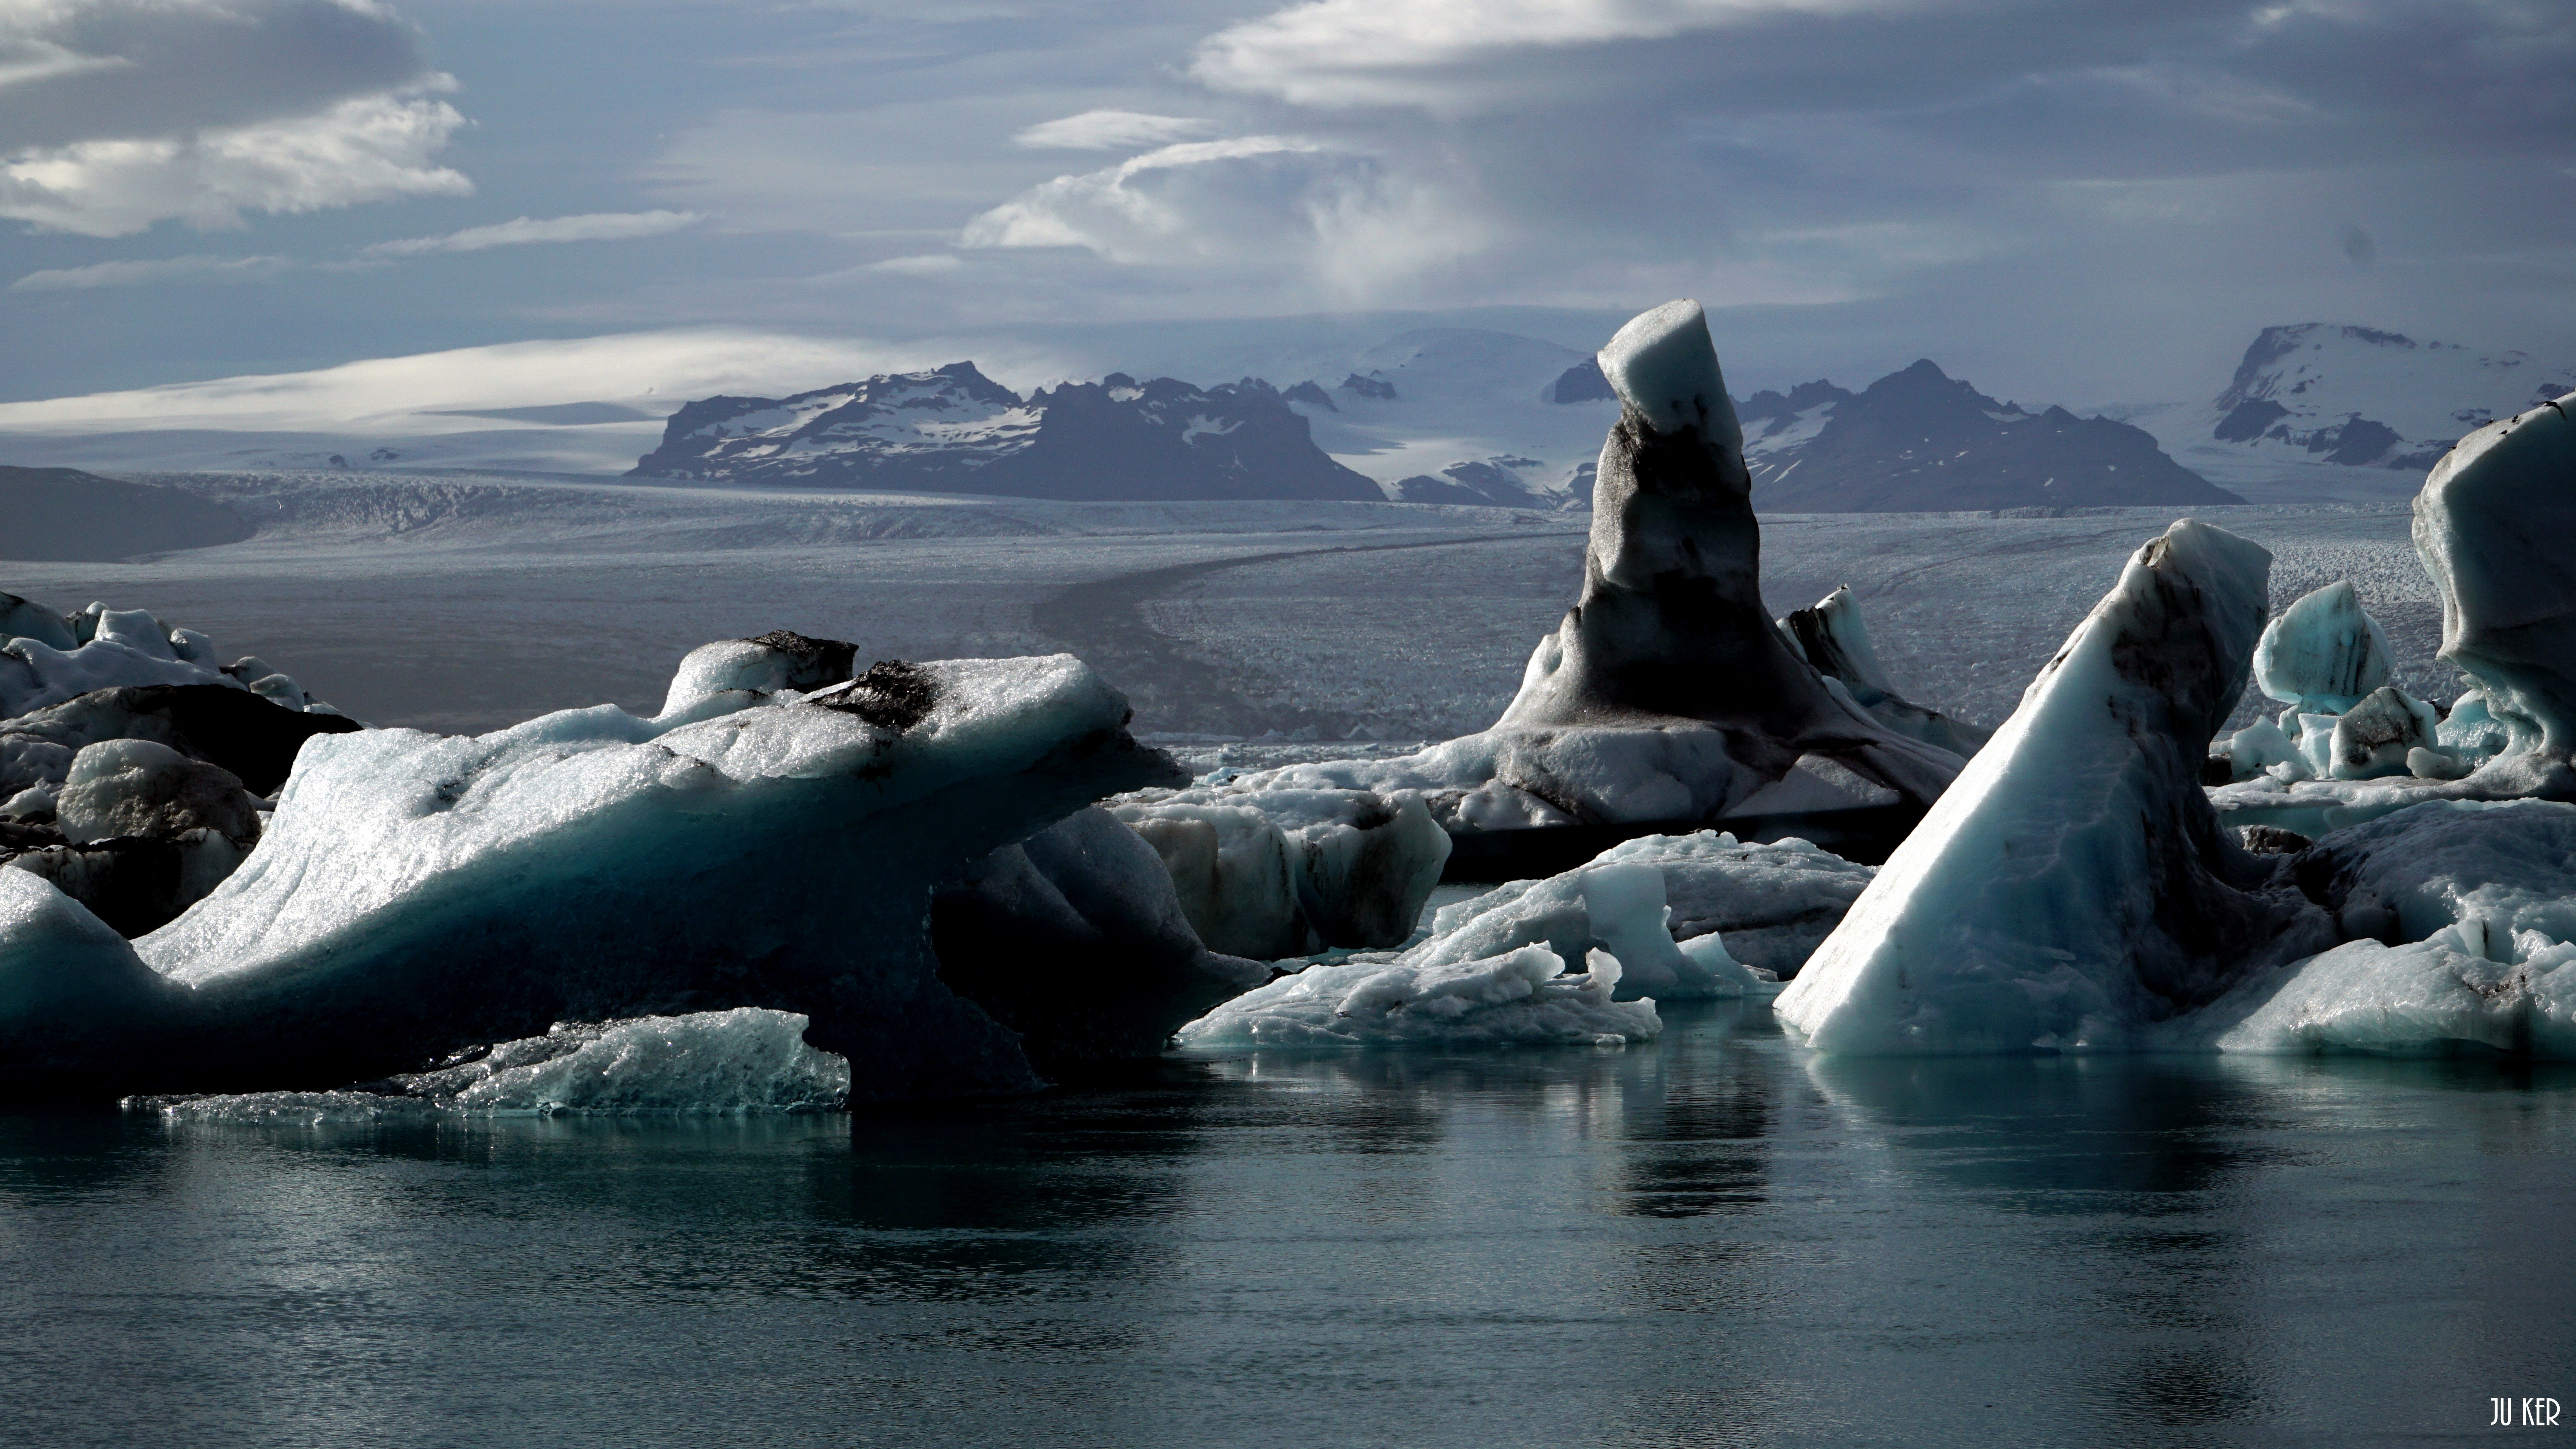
[1778,586,1991,759]
[1777,520,2336,1053]
[1112,786,1449,955]
[409,1010,851,1113]
[2325,685,2439,780]
[2252,581,2392,714]
[932,806,1269,1066]
[2,652,1183,1099]
[1404,830,1869,983]
[148,1009,853,1118]
[1174,944,1657,1048]
[2221,716,2298,780]
[2412,392,2576,797]
[1110,797,1310,958]
[0,683,360,801]
[2190,800,2576,1057]
[657,630,859,721]
[55,739,259,846]
[1578,860,1760,999]
[0,593,77,652]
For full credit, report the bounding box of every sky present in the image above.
[0,0,2570,416]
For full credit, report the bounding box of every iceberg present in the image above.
[1777,585,1992,760]
[1777,520,2337,1053]
[2209,392,2576,832]
[1174,945,1657,1049]
[1406,830,1871,985]
[1110,785,1450,957]
[2252,580,2393,715]
[2194,800,2576,1057]
[147,1008,852,1120]
[1201,301,1966,875]
[0,682,360,802]
[1,591,337,721]
[931,806,1269,1067]
[0,651,1186,1100]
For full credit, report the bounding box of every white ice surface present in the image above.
[1777,520,2331,1053]
[148,1009,851,1119]
[1174,944,1657,1049]
[2190,800,2576,1057]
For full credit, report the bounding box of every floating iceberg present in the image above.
[2210,392,2576,832]
[2252,580,2393,715]
[1111,785,1450,957]
[0,650,1185,1100]
[0,681,359,801]
[1777,585,1991,761]
[2193,800,2576,1057]
[0,591,335,721]
[1777,520,2338,1053]
[1199,301,1966,875]
[932,806,1269,1067]
[146,1008,851,1120]
[1174,945,1657,1049]
[1408,830,1870,985]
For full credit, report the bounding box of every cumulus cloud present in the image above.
[9,253,294,291]
[362,210,705,257]
[962,136,1484,297]
[1013,109,1220,150]
[0,0,469,236]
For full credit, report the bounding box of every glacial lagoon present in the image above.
[6,1005,2568,1448]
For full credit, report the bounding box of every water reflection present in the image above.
[1,1028,2571,1447]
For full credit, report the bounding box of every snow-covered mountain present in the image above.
[632,362,1381,502]
[1277,328,1619,500]
[1745,361,2238,512]
[2203,324,2576,471]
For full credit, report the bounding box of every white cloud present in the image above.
[0,329,1043,434]
[0,0,467,236]
[868,253,963,274]
[961,136,1490,300]
[9,253,294,291]
[363,210,705,257]
[1012,109,1219,150]
[1192,0,1900,106]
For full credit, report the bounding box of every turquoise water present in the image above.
[4,1004,2570,1448]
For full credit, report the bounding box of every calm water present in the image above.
[4,1005,2571,1449]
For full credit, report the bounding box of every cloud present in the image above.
[9,253,294,291]
[0,328,1086,433]
[363,210,705,257]
[0,0,468,236]
[868,253,963,274]
[962,136,1485,297]
[1192,0,1901,106]
[1013,109,1219,150]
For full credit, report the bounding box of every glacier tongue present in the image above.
[1777,519,2336,1053]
